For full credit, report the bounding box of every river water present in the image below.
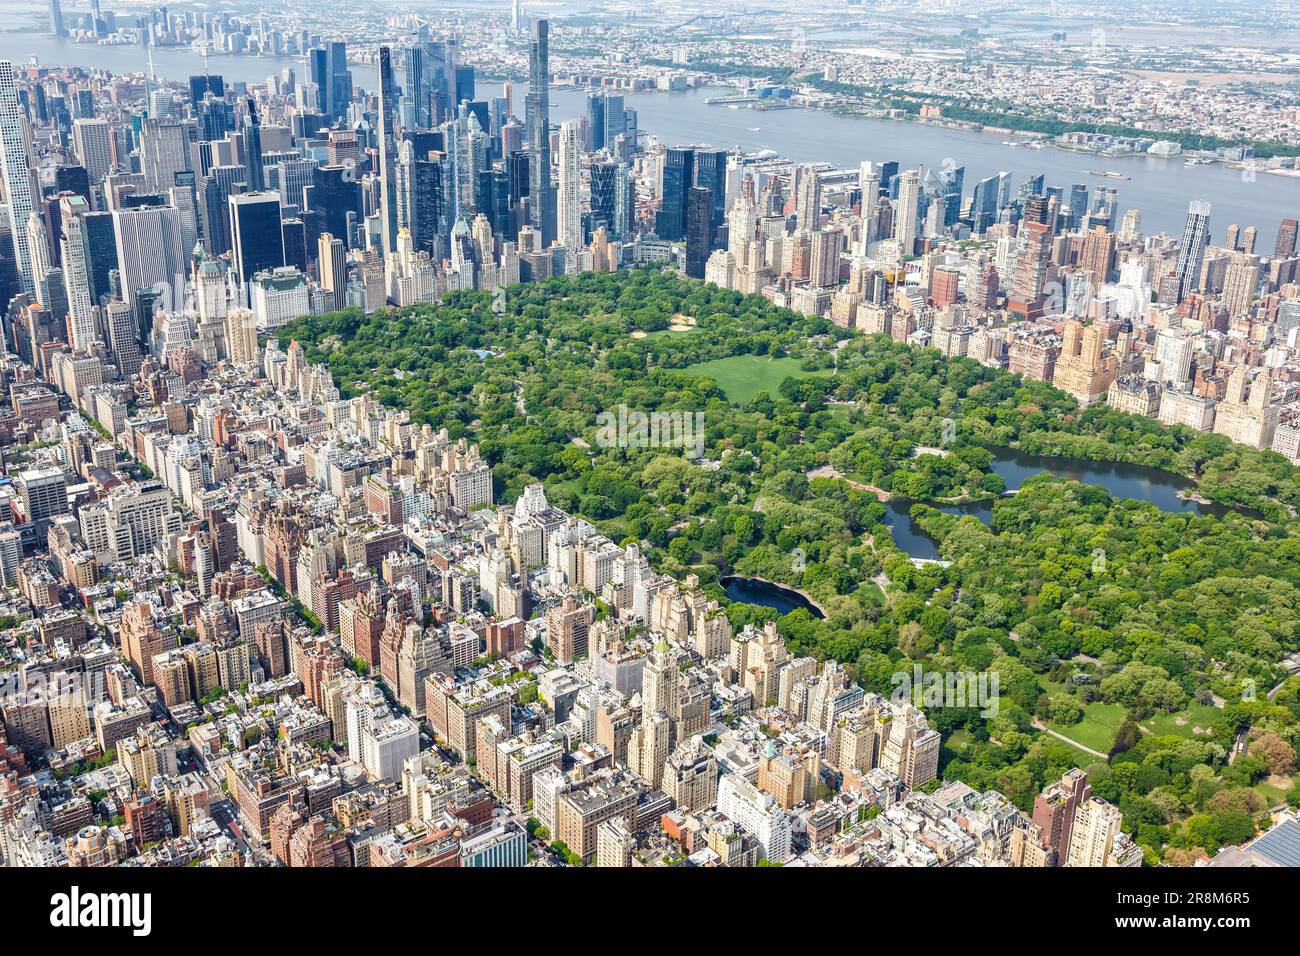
[5,31,1300,247]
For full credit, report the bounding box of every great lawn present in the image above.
[684,355,832,405]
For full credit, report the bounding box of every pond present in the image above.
[722,576,826,619]
[881,447,1244,561]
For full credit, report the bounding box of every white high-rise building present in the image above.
[1173,199,1212,300]
[25,212,52,301]
[717,771,792,863]
[857,162,880,252]
[72,117,114,183]
[138,117,190,192]
[111,204,187,313]
[61,211,99,351]
[895,168,921,258]
[0,60,39,296]
[557,118,583,254]
[105,299,142,377]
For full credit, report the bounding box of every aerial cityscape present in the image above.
[0,0,1299,892]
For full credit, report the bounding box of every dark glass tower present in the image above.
[656,147,694,241]
[692,148,727,248]
[229,191,285,291]
[685,186,711,279]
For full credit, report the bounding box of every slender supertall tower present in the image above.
[377,45,399,256]
[1173,199,1211,302]
[243,97,265,192]
[526,19,555,246]
[0,60,39,297]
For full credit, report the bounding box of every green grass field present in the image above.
[1047,701,1128,753]
[1141,701,1223,739]
[1253,776,1294,808]
[684,355,831,405]
[856,580,885,605]
[642,327,706,340]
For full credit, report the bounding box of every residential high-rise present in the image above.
[243,97,265,193]
[1,59,40,295]
[556,119,582,253]
[1066,797,1126,867]
[317,232,346,305]
[1173,199,1212,301]
[377,46,399,256]
[894,168,921,256]
[794,165,821,233]
[526,19,555,245]
[684,186,711,279]
[1031,769,1091,866]
[1275,218,1297,259]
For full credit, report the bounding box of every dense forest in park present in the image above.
[281,268,1300,862]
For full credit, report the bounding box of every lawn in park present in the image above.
[1141,701,1223,739]
[1046,700,1129,753]
[684,355,831,405]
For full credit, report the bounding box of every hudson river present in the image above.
[5,30,1300,246]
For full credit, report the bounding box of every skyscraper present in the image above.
[656,147,694,241]
[939,163,964,227]
[585,92,605,153]
[1275,218,1297,260]
[589,161,617,237]
[229,192,285,296]
[72,117,113,183]
[894,168,921,257]
[970,173,1000,235]
[317,232,346,307]
[685,186,711,279]
[557,119,582,253]
[377,46,399,256]
[526,19,555,245]
[693,148,727,248]
[1173,199,1211,301]
[59,197,98,351]
[0,59,39,296]
[329,42,352,122]
[604,94,626,150]
[111,204,187,313]
[243,97,265,193]
[139,118,191,192]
